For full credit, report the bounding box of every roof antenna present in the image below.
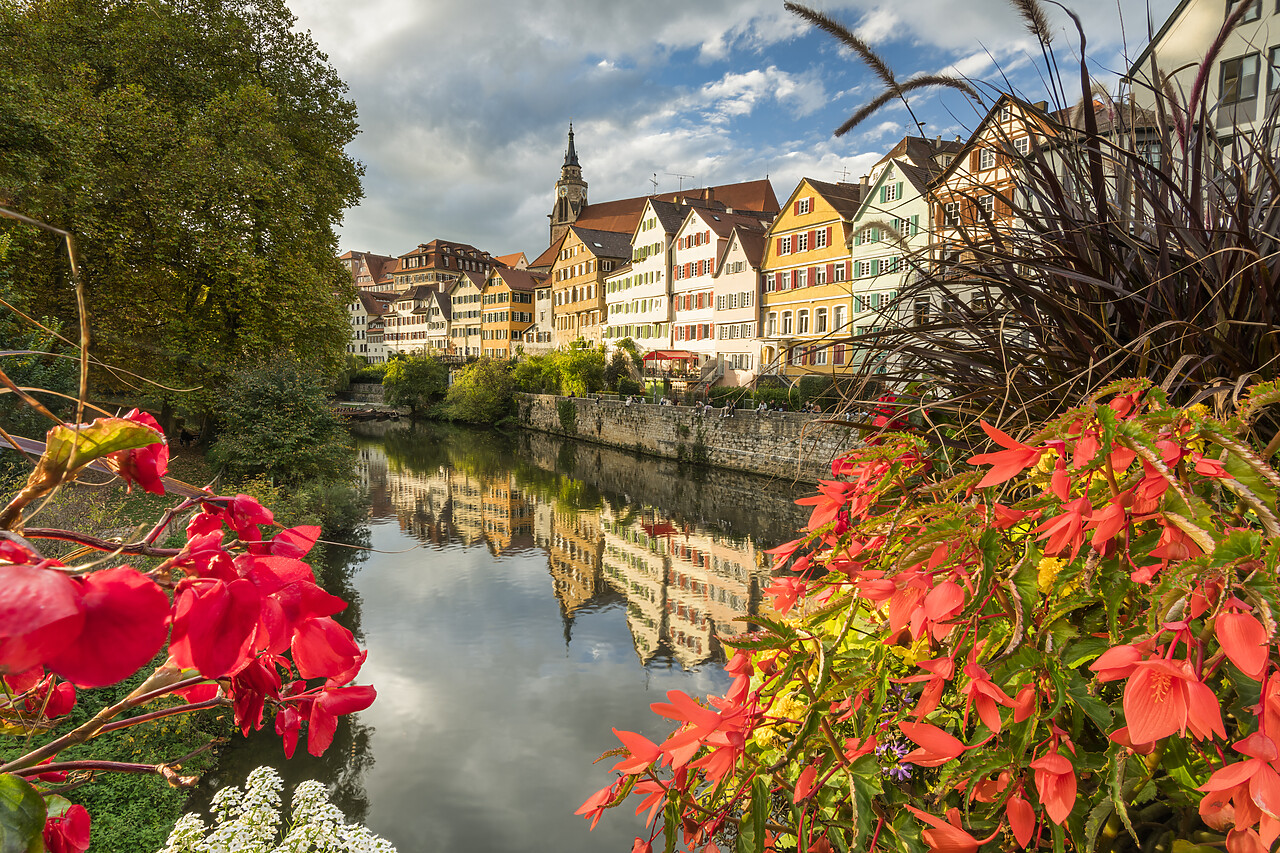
[837,166,851,182]
[650,173,659,194]
[666,172,694,191]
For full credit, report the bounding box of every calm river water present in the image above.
[192,423,809,852]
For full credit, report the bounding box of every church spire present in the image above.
[563,123,579,168]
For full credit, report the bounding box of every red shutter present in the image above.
[808,266,817,286]
[970,149,981,171]
[808,229,816,248]
[845,261,852,280]
[826,263,834,281]
[776,237,783,254]
[826,226,833,246]
[996,194,1011,217]
[793,200,801,215]
[791,270,799,289]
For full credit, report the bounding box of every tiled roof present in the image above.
[806,179,867,219]
[690,207,771,240]
[895,159,936,196]
[492,267,549,292]
[569,226,632,260]
[732,227,767,268]
[529,232,566,271]
[495,252,527,268]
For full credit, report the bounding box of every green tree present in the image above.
[445,359,515,423]
[0,0,363,415]
[382,355,446,417]
[208,357,353,486]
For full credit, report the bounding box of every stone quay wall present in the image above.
[516,394,859,481]
[343,382,386,404]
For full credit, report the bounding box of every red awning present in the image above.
[642,350,697,361]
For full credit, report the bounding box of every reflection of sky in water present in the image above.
[201,424,807,853]
[355,528,732,853]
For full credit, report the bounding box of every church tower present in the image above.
[550,124,588,245]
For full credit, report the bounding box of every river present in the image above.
[191,422,811,852]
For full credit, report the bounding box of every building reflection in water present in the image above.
[359,425,800,669]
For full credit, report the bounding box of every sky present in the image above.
[287,0,1182,262]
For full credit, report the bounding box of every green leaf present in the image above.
[0,773,46,853]
[737,777,769,853]
[1065,676,1113,732]
[1062,637,1111,669]
[664,793,678,853]
[1212,529,1263,568]
[41,417,161,479]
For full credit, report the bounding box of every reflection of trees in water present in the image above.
[312,534,370,643]
[186,714,376,827]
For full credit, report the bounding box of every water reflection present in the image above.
[366,423,806,668]
[200,422,809,853]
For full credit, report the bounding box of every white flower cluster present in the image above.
[159,767,396,853]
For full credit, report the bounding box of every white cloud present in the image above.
[283,0,1182,259]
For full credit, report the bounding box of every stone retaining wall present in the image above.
[517,394,859,480]
[343,382,385,404]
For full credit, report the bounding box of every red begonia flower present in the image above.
[900,721,965,767]
[270,525,322,558]
[169,578,261,678]
[611,728,662,774]
[45,567,169,688]
[307,684,376,756]
[0,564,84,675]
[967,421,1044,488]
[1123,657,1225,744]
[1006,792,1036,847]
[43,803,91,853]
[576,780,619,830]
[1030,750,1077,825]
[291,616,362,681]
[906,806,991,853]
[1217,612,1270,681]
[275,704,304,758]
[109,409,168,495]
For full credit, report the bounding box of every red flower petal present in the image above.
[1123,662,1187,745]
[900,721,965,767]
[45,567,169,688]
[612,728,661,774]
[793,763,819,803]
[170,578,261,678]
[43,803,91,853]
[1218,612,1270,681]
[0,564,84,674]
[307,684,376,756]
[270,526,321,558]
[291,617,362,681]
[1007,794,1035,847]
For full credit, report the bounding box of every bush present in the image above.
[582,380,1280,853]
[445,359,516,424]
[382,355,446,416]
[350,365,386,385]
[208,357,353,486]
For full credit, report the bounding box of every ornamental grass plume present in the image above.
[580,379,1280,853]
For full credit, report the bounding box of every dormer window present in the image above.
[797,197,812,215]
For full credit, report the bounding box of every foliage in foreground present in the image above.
[0,0,363,413]
[582,380,1280,853]
[0,409,375,852]
[161,766,394,853]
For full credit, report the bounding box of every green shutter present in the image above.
[911,214,919,236]
[879,186,886,203]
[896,181,903,199]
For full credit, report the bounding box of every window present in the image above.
[883,182,900,202]
[1221,53,1261,104]
[1232,0,1262,22]
[1015,136,1031,156]
[815,347,828,366]
[999,104,1013,122]
[798,197,812,214]
[797,269,807,288]
[979,148,997,170]
[914,296,930,324]
[832,263,846,283]
[767,312,778,336]
[815,266,827,285]
[782,312,793,335]
[978,194,995,217]
[816,308,828,333]
[833,305,846,330]
[856,260,874,279]
[1269,46,1280,94]
[780,235,792,254]
[797,232,809,252]
[945,201,962,226]
[797,310,809,334]
[815,229,828,249]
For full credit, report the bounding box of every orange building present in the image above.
[547,226,631,347]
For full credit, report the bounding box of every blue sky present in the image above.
[286,0,1181,261]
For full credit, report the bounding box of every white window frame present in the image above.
[798,197,812,214]
[979,148,997,170]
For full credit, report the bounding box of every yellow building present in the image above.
[759,179,866,378]
[548,226,631,347]
[480,267,548,359]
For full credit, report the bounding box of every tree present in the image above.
[208,357,353,486]
[382,355,447,417]
[0,0,363,414]
[445,359,515,423]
